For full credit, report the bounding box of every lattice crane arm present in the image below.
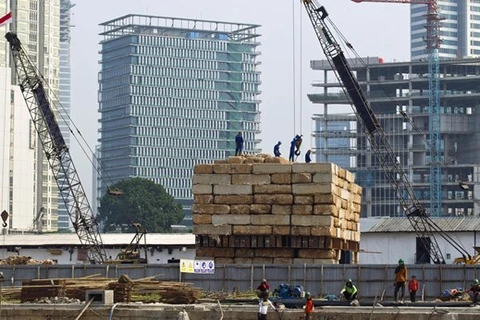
[301,0,470,264]
[5,32,108,264]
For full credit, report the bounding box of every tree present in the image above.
[98,178,184,233]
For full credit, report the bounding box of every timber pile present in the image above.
[20,275,200,304]
[193,155,362,264]
[0,255,56,265]
[21,279,66,302]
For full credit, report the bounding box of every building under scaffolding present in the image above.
[310,57,480,218]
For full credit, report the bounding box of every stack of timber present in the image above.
[20,275,200,304]
[0,255,56,265]
[193,154,362,264]
[21,279,67,302]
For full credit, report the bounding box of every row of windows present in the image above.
[140,35,230,52]
[132,86,218,100]
[134,117,228,133]
[130,65,254,82]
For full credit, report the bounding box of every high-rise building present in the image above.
[0,0,61,232]
[98,14,262,225]
[311,57,480,218]
[57,0,75,231]
[411,2,480,60]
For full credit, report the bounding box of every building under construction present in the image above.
[310,56,480,218]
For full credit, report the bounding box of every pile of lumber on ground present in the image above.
[193,155,362,264]
[19,275,200,304]
[0,255,56,265]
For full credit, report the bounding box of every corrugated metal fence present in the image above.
[1,264,479,300]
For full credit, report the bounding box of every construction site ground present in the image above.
[1,302,480,319]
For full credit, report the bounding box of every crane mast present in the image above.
[301,0,469,264]
[6,32,108,264]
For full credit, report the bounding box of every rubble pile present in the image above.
[0,256,56,265]
[193,155,362,264]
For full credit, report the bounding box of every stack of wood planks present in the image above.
[19,275,200,304]
[193,155,362,264]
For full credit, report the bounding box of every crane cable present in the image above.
[324,15,469,254]
[292,0,297,136]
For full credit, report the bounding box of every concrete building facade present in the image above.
[311,57,480,218]
[97,15,262,225]
[57,0,75,231]
[0,0,61,232]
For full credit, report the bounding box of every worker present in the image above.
[305,149,312,163]
[257,296,276,320]
[256,279,270,299]
[340,278,358,301]
[408,275,419,302]
[289,137,296,162]
[468,279,480,304]
[235,131,244,156]
[303,291,314,320]
[394,259,408,302]
[273,141,281,157]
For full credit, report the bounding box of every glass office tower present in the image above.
[98,15,262,225]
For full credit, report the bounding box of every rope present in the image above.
[292,0,297,135]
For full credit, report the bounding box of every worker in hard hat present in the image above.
[340,278,358,301]
[394,259,408,302]
[468,279,480,304]
[256,278,270,299]
[303,291,314,320]
[273,141,281,157]
[305,149,312,163]
[235,131,244,156]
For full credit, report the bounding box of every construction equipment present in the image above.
[106,223,148,264]
[301,0,470,264]
[5,32,108,264]
[351,0,442,218]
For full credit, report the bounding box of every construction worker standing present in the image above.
[394,259,408,302]
[257,296,276,320]
[305,149,312,163]
[235,132,244,156]
[303,292,314,320]
[273,141,281,157]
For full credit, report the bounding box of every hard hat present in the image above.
[474,279,479,285]
[398,259,404,264]
[346,278,352,283]
[262,278,267,283]
[305,291,311,297]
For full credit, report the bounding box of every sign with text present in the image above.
[180,259,215,274]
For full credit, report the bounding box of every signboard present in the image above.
[180,259,194,273]
[180,259,215,274]
[194,260,215,274]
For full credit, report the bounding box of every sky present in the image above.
[69,0,410,198]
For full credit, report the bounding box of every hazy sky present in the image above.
[69,0,409,197]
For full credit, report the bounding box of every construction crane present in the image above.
[301,0,469,264]
[5,32,108,264]
[351,0,442,218]
[106,223,148,264]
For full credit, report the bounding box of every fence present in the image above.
[1,263,479,300]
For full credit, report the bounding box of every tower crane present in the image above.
[301,0,469,264]
[351,0,442,217]
[5,32,108,264]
